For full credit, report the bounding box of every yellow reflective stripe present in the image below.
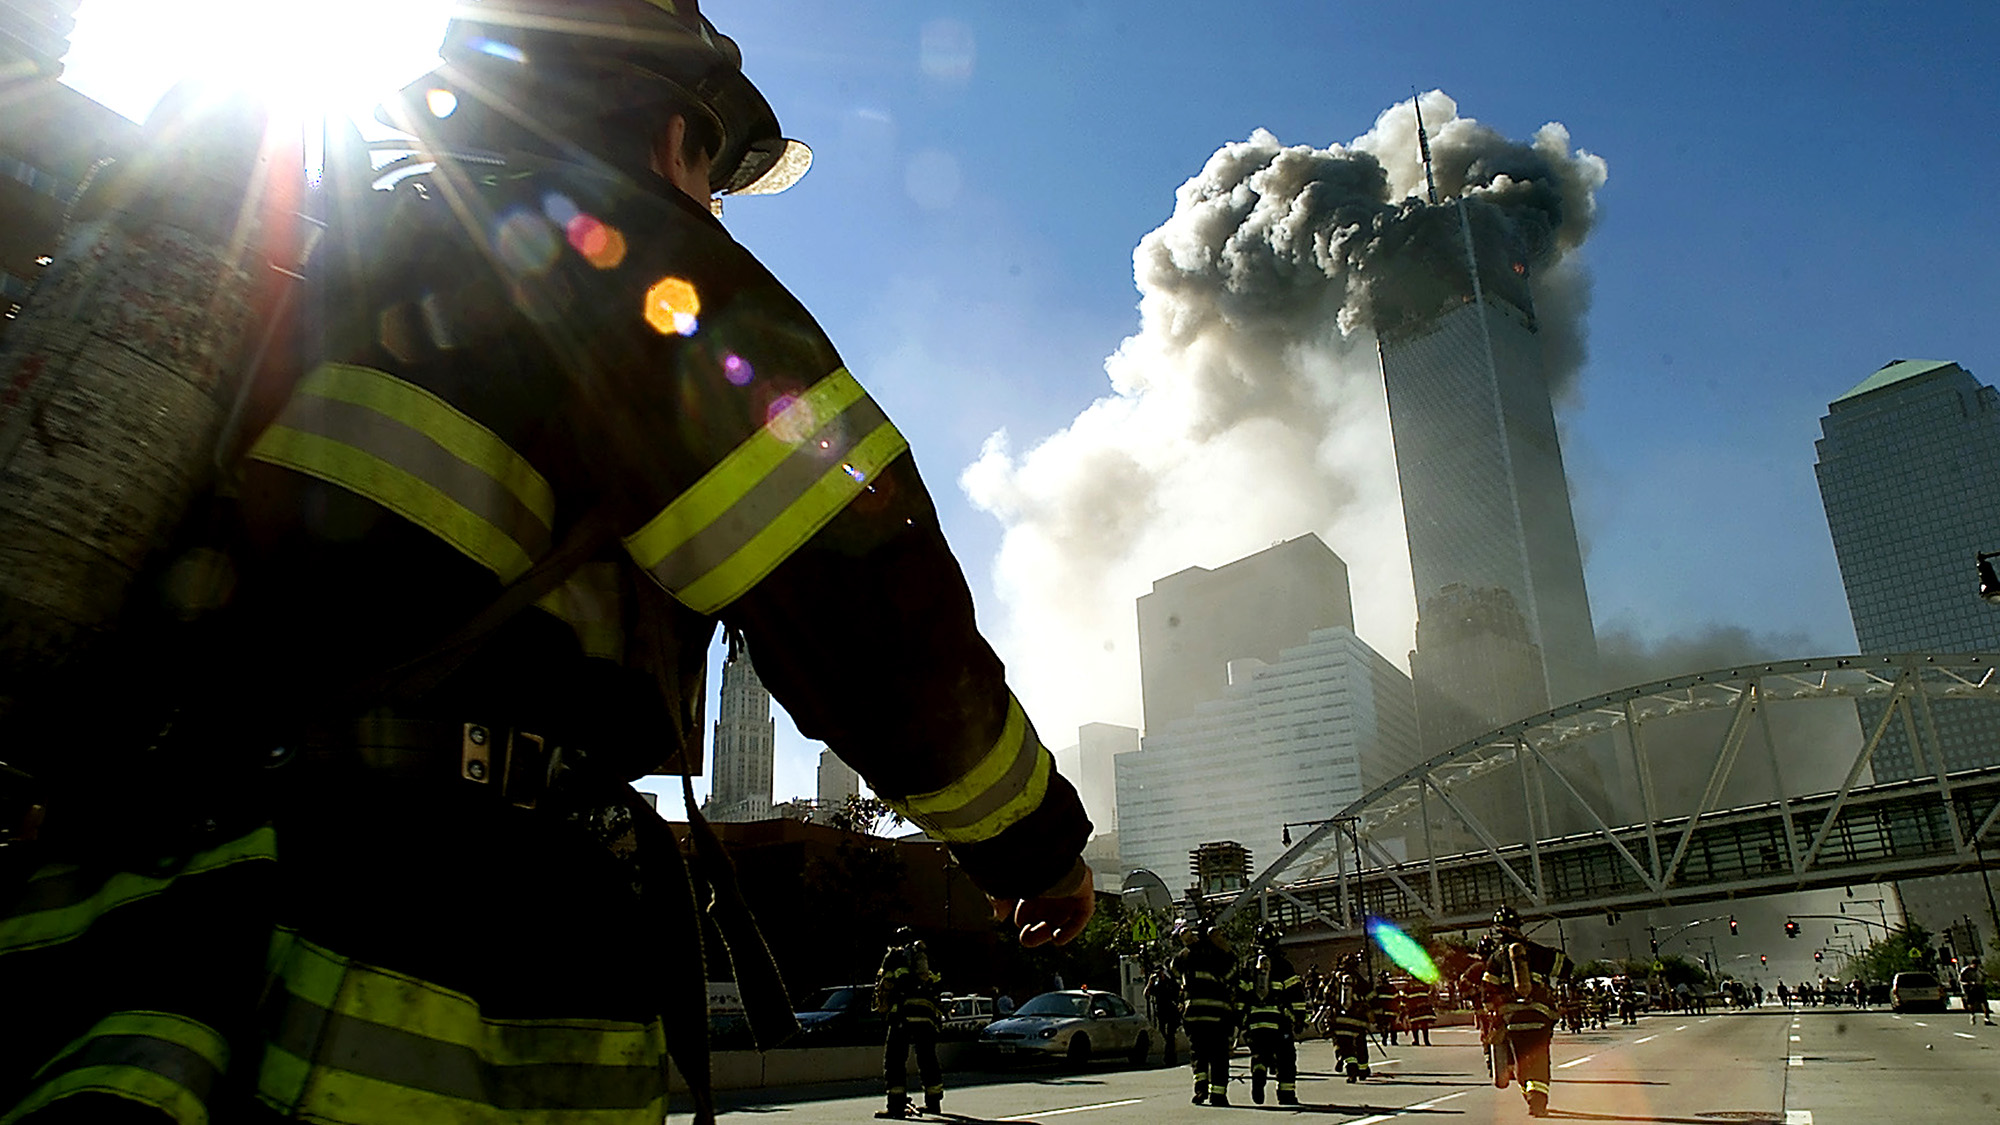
[6,1011,228,1125]
[0,826,277,955]
[881,695,1052,844]
[270,930,661,1066]
[248,364,554,582]
[623,367,910,614]
[625,368,867,566]
[259,928,667,1120]
[304,364,555,529]
[1,1065,208,1125]
[533,562,625,660]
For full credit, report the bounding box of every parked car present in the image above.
[941,993,996,1033]
[792,984,887,1045]
[1890,971,1947,1013]
[977,989,1152,1067]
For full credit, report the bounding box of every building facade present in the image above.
[705,630,775,822]
[1115,625,1421,887]
[1378,296,1600,736]
[1814,358,2000,936]
[1136,533,1354,734]
[815,747,861,817]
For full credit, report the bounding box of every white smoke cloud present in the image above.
[961,92,1608,743]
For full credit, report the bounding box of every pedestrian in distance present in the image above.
[1144,960,1184,1066]
[0,2,1099,1122]
[1962,959,1993,1026]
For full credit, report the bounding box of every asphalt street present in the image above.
[704,1006,1998,1124]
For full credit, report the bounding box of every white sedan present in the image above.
[977,990,1153,1066]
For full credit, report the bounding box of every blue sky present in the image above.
[63,1,2000,807]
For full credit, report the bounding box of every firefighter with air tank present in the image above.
[1176,917,1238,1107]
[1328,952,1377,1083]
[1481,906,1571,1118]
[1236,922,1303,1105]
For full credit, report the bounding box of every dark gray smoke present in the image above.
[963,93,1608,740]
[1135,91,1606,391]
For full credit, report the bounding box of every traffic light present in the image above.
[1650,938,1660,956]
[1785,920,1800,939]
[1814,950,1822,963]
[1760,954,1768,966]
[1729,915,1738,936]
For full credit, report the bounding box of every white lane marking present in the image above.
[1913,1021,1929,1027]
[1790,1035,1801,1041]
[1634,1034,1657,1043]
[996,1100,1142,1121]
[1786,1112,1814,1125]
[1344,1088,1472,1120]
[1700,1017,1714,1023]
[1675,1025,1689,1031]
[1892,1015,1903,1020]
[1557,1055,1595,1069]
[1788,1055,1804,1066]
[1956,1032,1977,1039]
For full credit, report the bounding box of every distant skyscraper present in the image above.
[1378,294,1600,737]
[1116,625,1420,885]
[1814,358,2000,933]
[706,630,774,822]
[1137,533,1354,734]
[814,747,860,820]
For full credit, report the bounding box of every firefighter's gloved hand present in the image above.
[991,859,1094,947]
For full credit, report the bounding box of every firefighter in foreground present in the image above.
[877,927,944,1118]
[1237,923,1302,1105]
[0,1,1097,1121]
[1481,907,1570,1118]
[1329,952,1377,1082]
[1176,919,1237,1106]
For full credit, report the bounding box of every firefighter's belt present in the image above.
[293,716,563,810]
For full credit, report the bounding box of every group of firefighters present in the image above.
[1142,906,1568,1117]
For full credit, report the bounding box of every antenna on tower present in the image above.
[1412,87,1440,205]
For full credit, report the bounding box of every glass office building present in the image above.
[1814,358,2000,934]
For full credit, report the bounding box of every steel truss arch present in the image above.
[1216,653,2000,934]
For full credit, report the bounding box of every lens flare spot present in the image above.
[843,463,865,482]
[722,353,753,386]
[494,209,560,276]
[566,214,627,269]
[643,276,702,336]
[1366,915,1441,984]
[542,192,580,227]
[425,88,458,118]
[766,393,818,445]
[468,36,527,63]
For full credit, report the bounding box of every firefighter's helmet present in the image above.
[1492,905,1523,934]
[893,926,918,945]
[384,0,810,198]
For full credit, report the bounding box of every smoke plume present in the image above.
[961,91,1608,742]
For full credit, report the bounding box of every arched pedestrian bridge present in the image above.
[1216,653,2000,936]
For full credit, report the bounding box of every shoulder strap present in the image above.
[351,506,624,705]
